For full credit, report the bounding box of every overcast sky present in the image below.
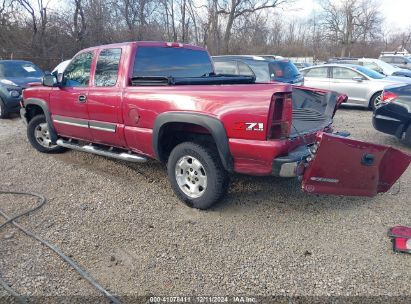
[283,0,411,32]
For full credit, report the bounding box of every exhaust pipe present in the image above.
[56,139,147,163]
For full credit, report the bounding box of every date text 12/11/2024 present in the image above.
[149,296,257,303]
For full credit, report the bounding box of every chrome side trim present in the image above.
[53,115,89,128]
[52,115,117,132]
[310,177,339,183]
[89,121,116,133]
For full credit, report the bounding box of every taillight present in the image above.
[267,93,292,139]
[382,91,398,103]
[388,226,411,254]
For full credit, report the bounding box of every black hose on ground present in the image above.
[0,275,27,304]
[0,190,121,304]
[0,191,46,230]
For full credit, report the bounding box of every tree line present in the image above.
[0,0,409,70]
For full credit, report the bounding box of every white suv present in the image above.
[329,57,411,78]
[379,53,411,70]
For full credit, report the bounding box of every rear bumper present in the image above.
[272,145,311,177]
[229,134,317,176]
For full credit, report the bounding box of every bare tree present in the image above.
[320,0,383,56]
[72,0,86,49]
[16,0,51,57]
[217,0,290,53]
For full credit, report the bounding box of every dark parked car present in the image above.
[373,83,411,145]
[0,60,44,118]
[212,55,304,85]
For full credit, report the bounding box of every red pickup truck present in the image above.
[20,41,411,209]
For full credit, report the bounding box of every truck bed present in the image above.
[290,88,338,137]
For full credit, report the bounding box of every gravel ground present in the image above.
[1,107,411,302]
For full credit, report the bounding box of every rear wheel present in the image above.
[167,142,228,210]
[369,91,383,110]
[0,99,9,119]
[27,115,66,153]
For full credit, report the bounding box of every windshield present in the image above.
[269,61,300,80]
[0,61,43,78]
[354,66,385,79]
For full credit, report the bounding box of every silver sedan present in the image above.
[301,64,411,109]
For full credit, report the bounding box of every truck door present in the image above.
[302,132,411,196]
[49,51,93,141]
[87,47,125,147]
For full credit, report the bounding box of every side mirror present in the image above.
[352,76,364,82]
[42,74,57,87]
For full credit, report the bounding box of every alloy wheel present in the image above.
[374,93,382,108]
[34,122,56,148]
[175,155,207,198]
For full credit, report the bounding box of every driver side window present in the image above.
[63,52,93,87]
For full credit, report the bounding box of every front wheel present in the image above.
[27,115,66,153]
[167,142,229,210]
[0,99,9,119]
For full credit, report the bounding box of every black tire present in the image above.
[404,125,411,147]
[167,142,229,210]
[27,115,66,153]
[0,99,9,119]
[369,91,383,111]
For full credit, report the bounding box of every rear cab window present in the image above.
[132,46,214,79]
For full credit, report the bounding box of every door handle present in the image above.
[78,95,87,103]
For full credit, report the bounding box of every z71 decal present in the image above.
[234,122,264,132]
